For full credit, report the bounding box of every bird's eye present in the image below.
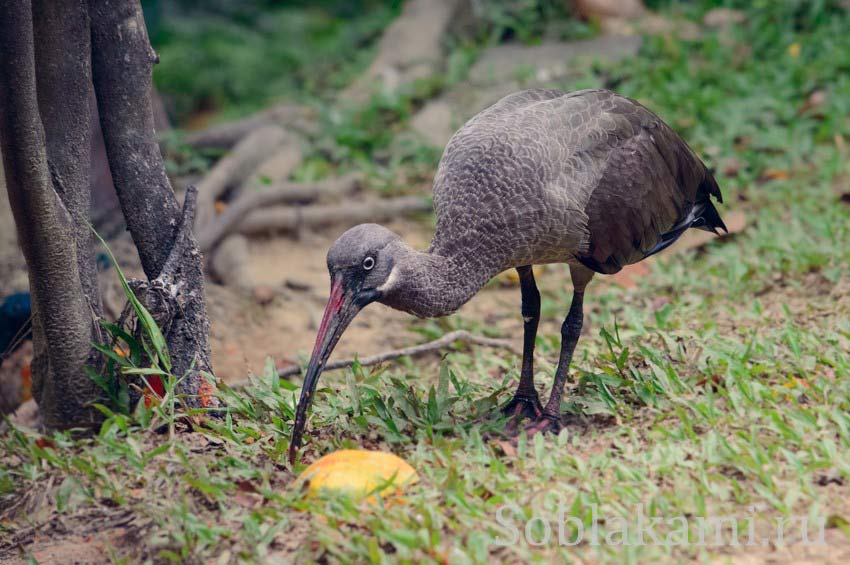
[362,256,375,271]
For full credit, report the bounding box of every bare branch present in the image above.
[238,196,431,236]
[197,175,360,252]
[230,330,519,388]
[283,330,520,377]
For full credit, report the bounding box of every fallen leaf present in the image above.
[799,89,826,117]
[493,440,517,457]
[235,480,259,493]
[198,379,218,409]
[214,200,228,215]
[788,42,801,58]
[233,493,262,509]
[35,437,56,450]
[721,156,744,177]
[651,296,670,311]
[696,374,724,392]
[252,285,277,305]
[759,168,790,183]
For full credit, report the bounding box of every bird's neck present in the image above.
[378,245,498,318]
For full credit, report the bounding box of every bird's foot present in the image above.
[501,392,543,421]
[521,412,562,438]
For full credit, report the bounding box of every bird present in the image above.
[288,89,726,462]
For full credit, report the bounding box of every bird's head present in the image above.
[289,224,404,462]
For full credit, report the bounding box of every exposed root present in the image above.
[194,126,288,232]
[197,175,361,253]
[237,196,431,237]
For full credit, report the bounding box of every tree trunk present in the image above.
[89,0,217,406]
[0,0,104,428]
[0,0,219,425]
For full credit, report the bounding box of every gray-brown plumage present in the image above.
[289,89,726,462]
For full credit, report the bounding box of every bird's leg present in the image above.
[502,266,543,421]
[525,265,593,437]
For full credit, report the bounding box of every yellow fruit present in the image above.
[495,264,547,286]
[296,449,418,501]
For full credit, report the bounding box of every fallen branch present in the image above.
[238,196,431,236]
[230,330,519,389]
[197,175,360,253]
[194,125,288,232]
[280,330,519,378]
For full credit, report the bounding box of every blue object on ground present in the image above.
[0,292,32,355]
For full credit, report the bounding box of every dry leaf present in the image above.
[721,156,744,177]
[235,480,259,493]
[233,493,263,509]
[696,375,724,392]
[759,168,790,182]
[799,90,827,117]
[252,285,277,305]
[35,437,56,450]
[493,440,517,457]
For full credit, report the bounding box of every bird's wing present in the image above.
[573,92,720,274]
[429,89,597,265]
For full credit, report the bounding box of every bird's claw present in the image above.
[502,394,543,434]
[521,413,562,438]
[501,393,544,421]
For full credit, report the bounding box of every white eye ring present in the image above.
[362,256,375,271]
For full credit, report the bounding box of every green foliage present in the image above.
[472,0,594,44]
[4,2,850,562]
[147,2,400,122]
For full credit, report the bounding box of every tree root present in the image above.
[238,196,431,237]
[194,125,289,232]
[196,174,361,253]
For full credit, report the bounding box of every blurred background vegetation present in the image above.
[145,0,849,191]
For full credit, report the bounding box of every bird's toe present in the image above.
[501,393,543,421]
[521,413,562,438]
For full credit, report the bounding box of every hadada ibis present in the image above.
[289,89,726,462]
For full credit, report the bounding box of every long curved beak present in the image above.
[289,274,363,463]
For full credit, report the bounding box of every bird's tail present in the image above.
[643,173,727,258]
[691,172,727,234]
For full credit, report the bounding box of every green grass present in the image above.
[3,2,850,562]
